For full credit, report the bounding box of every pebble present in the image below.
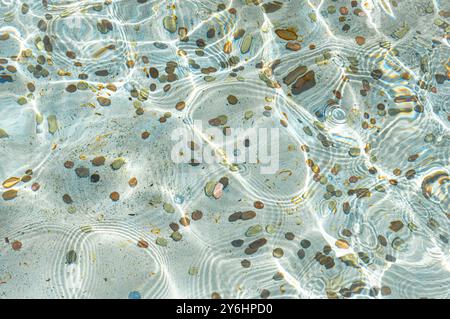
[227,95,238,105]
[272,248,284,258]
[285,232,295,240]
[335,239,350,249]
[2,177,20,189]
[91,156,105,166]
[286,42,301,51]
[231,239,244,247]
[348,147,361,157]
[175,101,185,111]
[90,174,100,183]
[75,167,90,178]
[110,192,120,201]
[128,177,138,187]
[97,96,111,106]
[179,217,190,227]
[204,181,216,196]
[240,34,253,54]
[300,239,311,249]
[171,232,182,241]
[275,29,297,40]
[156,237,168,247]
[191,210,203,221]
[355,36,366,45]
[64,161,74,169]
[66,250,77,264]
[254,201,264,209]
[260,289,270,299]
[292,70,316,95]
[245,225,263,237]
[47,115,58,134]
[66,84,77,93]
[137,239,149,248]
[213,182,224,199]
[17,97,28,105]
[241,211,256,220]
[62,194,73,204]
[111,158,125,170]
[12,240,22,251]
[163,203,175,214]
[389,220,404,232]
[163,15,177,33]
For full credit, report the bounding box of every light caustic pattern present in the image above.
[0,0,449,299]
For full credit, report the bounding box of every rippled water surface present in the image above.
[0,0,449,299]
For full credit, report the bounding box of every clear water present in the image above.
[0,0,449,299]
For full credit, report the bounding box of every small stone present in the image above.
[17,97,28,105]
[75,167,89,178]
[175,101,185,111]
[66,250,77,264]
[355,36,366,45]
[389,220,404,232]
[97,96,111,106]
[163,15,177,33]
[66,84,77,93]
[91,156,105,166]
[90,174,100,183]
[110,192,120,201]
[2,189,18,200]
[179,217,190,227]
[291,70,316,95]
[191,210,203,221]
[213,182,224,199]
[2,177,20,189]
[156,237,168,247]
[286,42,301,51]
[254,201,264,209]
[241,211,256,220]
[378,235,388,246]
[262,1,283,13]
[62,194,73,204]
[300,239,311,249]
[111,158,125,170]
[137,239,149,248]
[163,203,175,214]
[348,147,361,157]
[204,181,216,197]
[171,232,182,241]
[275,29,297,41]
[285,232,295,240]
[381,286,391,296]
[47,115,58,134]
[272,248,284,258]
[335,239,350,249]
[260,289,270,299]
[12,240,22,251]
[128,177,138,187]
[231,239,244,247]
[228,211,243,222]
[240,34,253,54]
[227,95,238,105]
[297,249,305,259]
[245,225,263,237]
